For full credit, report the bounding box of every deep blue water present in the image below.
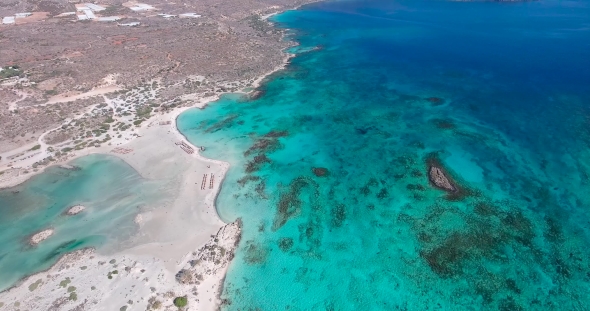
[178,0,590,309]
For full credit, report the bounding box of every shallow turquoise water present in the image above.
[178,0,590,309]
[0,154,163,291]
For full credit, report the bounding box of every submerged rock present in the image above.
[312,167,329,177]
[428,166,456,192]
[263,130,289,138]
[425,97,445,105]
[248,90,264,100]
[59,165,81,171]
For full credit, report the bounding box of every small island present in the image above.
[65,205,86,216]
[30,229,54,246]
[428,166,456,192]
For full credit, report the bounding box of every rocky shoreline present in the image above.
[0,221,242,311]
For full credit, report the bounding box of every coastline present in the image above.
[0,7,303,309]
[0,220,242,311]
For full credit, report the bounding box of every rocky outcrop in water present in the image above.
[64,205,85,216]
[428,166,456,192]
[29,229,54,245]
[248,90,264,100]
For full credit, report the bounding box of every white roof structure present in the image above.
[158,14,176,18]
[56,12,76,17]
[2,16,15,24]
[77,15,88,20]
[119,22,140,26]
[82,9,96,19]
[179,13,201,18]
[85,3,106,11]
[15,13,32,18]
[97,16,120,22]
[77,6,90,11]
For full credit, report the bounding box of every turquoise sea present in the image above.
[178,0,590,310]
[0,155,164,291]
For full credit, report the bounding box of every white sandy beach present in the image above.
[0,57,296,310]
[0,16,299,309]
[0,101,238,310]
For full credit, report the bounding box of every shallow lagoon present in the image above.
[178,0,590,309]
[0,154,163,291]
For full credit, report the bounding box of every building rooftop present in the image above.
[82,9,96,19]
[15,13,32,18]
[119,22,141,27]
[2,16,15,24]
[97,16,121,22]
[85,3,106,11]
[179,13,201,18]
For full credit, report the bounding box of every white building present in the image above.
[82,9,96,19]
[77,14,89,20]
[158,14,176,18]
[119,22,140,26]
[15,13,32,18]
[2,16,15,24]
[179,13,201,18]
[137,3,153,9]
[97,16,120,22]
[85,3,106,11]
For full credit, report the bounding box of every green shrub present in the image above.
[0,67,20,79]
[135,106,152,118]
[173,296,187,308]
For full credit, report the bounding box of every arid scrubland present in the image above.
[0,0,315,179]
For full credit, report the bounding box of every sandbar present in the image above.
[29,229,54,245]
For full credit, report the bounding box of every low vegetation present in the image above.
[0,66,20,79]
[173,296,188,308]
